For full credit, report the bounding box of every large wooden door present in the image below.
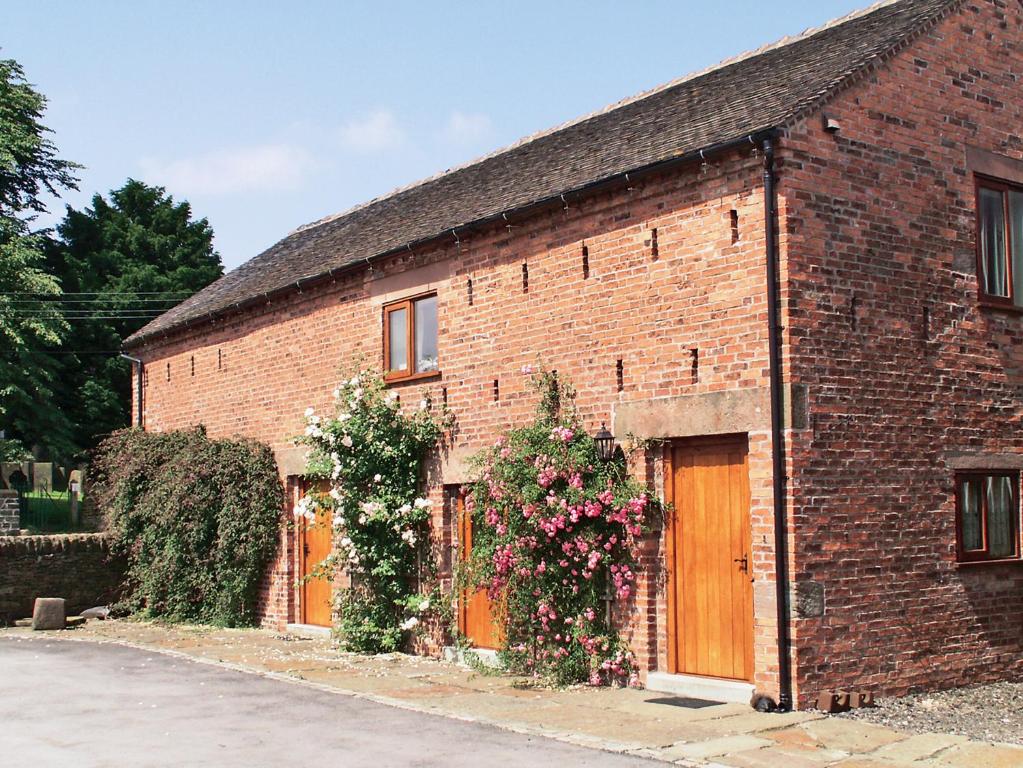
[665,436,754,681]
[456,492,502,649]
[298,482,333,627]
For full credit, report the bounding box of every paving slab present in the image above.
[923,741,1023,768]
[870,732,970,763]
[799,717,908,754]
[702,710,822,735]
[715,744,847,768]
[662,735,775,761]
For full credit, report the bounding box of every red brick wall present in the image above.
[780,0,1023,707]
[129,0,1023,707]
[130,150,786,698]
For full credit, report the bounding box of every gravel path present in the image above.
[837,681,1023,746]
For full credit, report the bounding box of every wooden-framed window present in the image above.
[955,471,1021,563]
[976,176,1023,308]
[382,293,439,382]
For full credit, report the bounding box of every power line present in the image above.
[8,316,165,321]
[0,291,192,297]
[19,350,125,355]
[6,298,184,305]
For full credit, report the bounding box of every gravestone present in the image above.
[33,463,53,494]
[52,465,68,493]
[1,462,30,490]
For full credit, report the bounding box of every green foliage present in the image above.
[44,179,223,455]
[300,368,444,652]
[464,369,655,686]
[92,426,283,626]
[0,57,78,460]
[0,437,29,462]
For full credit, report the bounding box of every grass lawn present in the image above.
[16,490,85,533]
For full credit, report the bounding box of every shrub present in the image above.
[299,369,445,652]
[464,369,656,685]
[92,426,283,626]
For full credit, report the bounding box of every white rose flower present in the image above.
[413,498,432,510]
[400,617,419,631]
[338,412,351,422]
[418,599,430,612]
[373,473,382,483]
[418,399,429,411]
[341,435,353,448]
[332,388,341,400]
[304,406,315,418]
[349,375,360,387]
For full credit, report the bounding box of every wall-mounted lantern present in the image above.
[594,423,616,463]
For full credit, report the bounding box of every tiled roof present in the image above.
[127,0,960,345]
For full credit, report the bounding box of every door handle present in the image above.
[733,554,749,573]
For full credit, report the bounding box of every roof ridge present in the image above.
[290,0,909,238]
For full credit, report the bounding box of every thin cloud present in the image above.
[339,109,405,153]
[442,111,493,145]
[139,144,313,197]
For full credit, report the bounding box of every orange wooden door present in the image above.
[457,493,502,649]
[665,436,753,681]
[298,482,333,627]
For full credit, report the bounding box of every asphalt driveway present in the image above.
[0,637,655,768]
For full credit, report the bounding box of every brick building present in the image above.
[124,0,1023,709]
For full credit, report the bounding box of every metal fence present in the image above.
[17,489,81,532]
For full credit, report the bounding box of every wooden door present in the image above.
[456,492,502,649]
[665,436,753,681]
[298,482,333,627]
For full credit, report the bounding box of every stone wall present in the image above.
[0,534,125,624]
[0,491,18,535]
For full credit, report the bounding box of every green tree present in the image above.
[46,179,223,454]
[0,57,78,459]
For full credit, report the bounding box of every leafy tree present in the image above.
[0,57,78,459]
[47,179,224,454]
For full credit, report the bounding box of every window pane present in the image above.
[1010,191,1023,307]
[960,479,983,552]
[979,187,1008,297]
[414,295,438,372]
[986,475,1016,558]
[388,307,408,372]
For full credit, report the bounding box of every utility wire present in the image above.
[0,291,192,297]
[6,298,184,305]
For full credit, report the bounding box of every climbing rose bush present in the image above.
[300,369,445,653]
[464,370,655,686]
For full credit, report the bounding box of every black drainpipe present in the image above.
[762,134,793,711]
[119,353,144,429]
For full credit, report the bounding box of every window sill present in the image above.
[383,370,442,386]
[956,557,1023,567]
[978,299,1023,315]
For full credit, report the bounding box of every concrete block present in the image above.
[32,597,66,630]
